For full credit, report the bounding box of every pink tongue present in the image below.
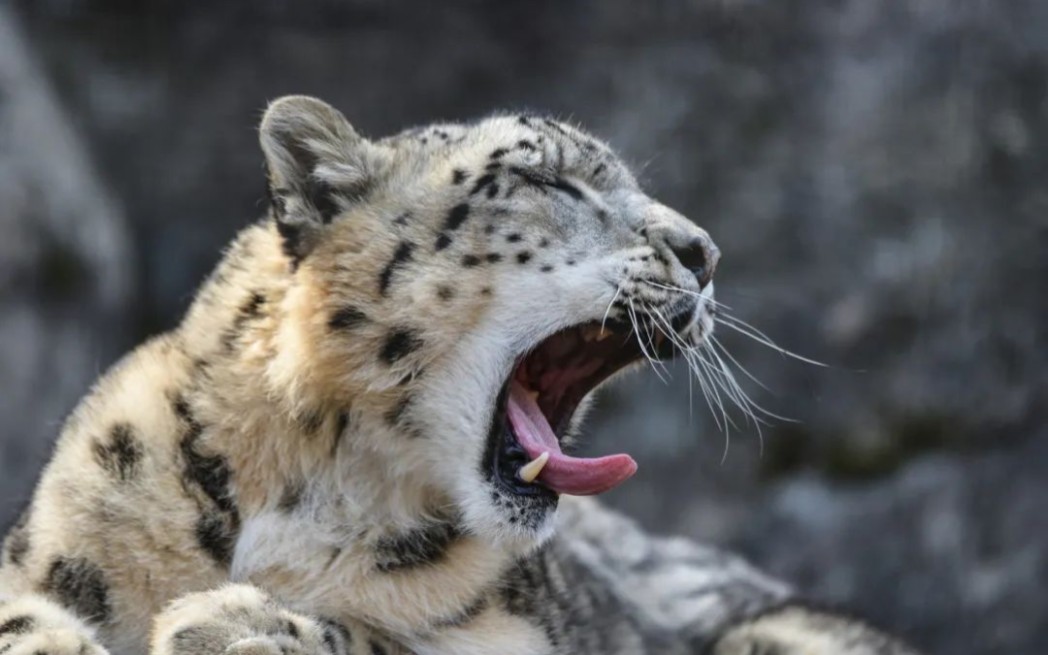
[506,380,637,496]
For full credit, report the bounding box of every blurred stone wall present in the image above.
[2,1,1046,653]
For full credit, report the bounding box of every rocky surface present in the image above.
[3,2,1046,653]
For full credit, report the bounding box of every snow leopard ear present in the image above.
[259,95,388,264]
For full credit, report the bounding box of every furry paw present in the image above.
[0,595,109,655]
[151,584,394,655]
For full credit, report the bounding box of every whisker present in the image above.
[625,298,668,382]
[714,316,828,368]
[708,334,771,393]
[601,280,625,332]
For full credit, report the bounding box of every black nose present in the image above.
[673,236,720,289]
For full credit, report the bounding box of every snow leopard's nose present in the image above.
[671,234,720,290]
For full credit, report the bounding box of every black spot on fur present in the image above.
[222,291,266,351]
[538,238,550,248]
[195,513,236,566]
[489,147,509,160]
[470,174,497,197]
[541,265,554,272]
[480,287,492,296]
[370,642,388,655]
[516,252,532,264]
[3,508,31,567]
[436,285,454,301]
[517,139,537,151]
[517,115,532,126]
[285,620,300,639]
[485,253,503,264]
[276,219,305,269]
[435,233,453,251]
[375,521,461,573]
[380,329,423,364]
[452,169,468,185]
[461,255,481,267]
[319,618,352,655]
[593,163,607,176]
[596,209,609,223]
[378,241,415,296]
[92,422,141,482]
[329,306,367,330]
[180,433,236,517]
[0,616,32,638]
[506,233,522,243]
[43,557,110,624]
[176,397,240,565]
[443,203,471,232]
[393,212,411,226]
[486,183,500,198]
[566,259,577,266]
[483,224,496,235]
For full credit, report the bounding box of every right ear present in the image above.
[259,95,388,265]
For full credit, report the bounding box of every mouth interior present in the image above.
[496,320,669,496]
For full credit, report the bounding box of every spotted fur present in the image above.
[0,96,918,655]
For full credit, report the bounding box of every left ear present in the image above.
[259,95,389,263]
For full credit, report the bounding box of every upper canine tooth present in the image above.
[518,451,550,484]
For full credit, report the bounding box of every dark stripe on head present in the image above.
[374,521,461,573]
[378,241,415,296]
[329,306,367,330]
[380,329,423,365]
[549,177,584,201]
[43,557,111,624]
[92,422,141,482]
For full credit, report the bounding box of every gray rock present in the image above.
[0,6,133,517]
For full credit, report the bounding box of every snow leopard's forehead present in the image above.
[381,113,639,195]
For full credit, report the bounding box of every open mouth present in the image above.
[486,314,686,500]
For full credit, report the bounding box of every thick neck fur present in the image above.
[172,219,518,640]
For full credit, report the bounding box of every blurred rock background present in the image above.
[1,1,1045,653]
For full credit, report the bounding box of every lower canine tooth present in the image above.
[518,451,550,484]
